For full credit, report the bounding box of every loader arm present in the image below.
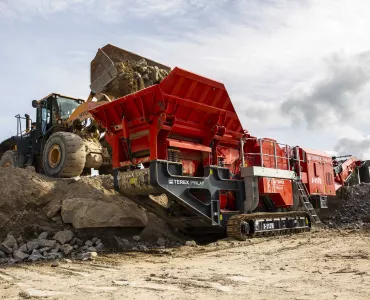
[67,100,110,126]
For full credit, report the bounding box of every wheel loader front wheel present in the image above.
[43,132,86,178]
[48,144,62,168]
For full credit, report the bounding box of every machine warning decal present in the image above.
[311,177,322,184]
[168,179,205,186]
[307,154,332,163]
[79,110,89,118]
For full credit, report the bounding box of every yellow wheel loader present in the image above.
[0,44,170,177]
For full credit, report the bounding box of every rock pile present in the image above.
[0,230,104,265]
[103,58,169,101]
[321,183,370,228]
[113,213,187,252]
[114,235,182,252]
[0,167,147,241]
[0,167,185,265]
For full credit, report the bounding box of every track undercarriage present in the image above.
[226,212,310,240]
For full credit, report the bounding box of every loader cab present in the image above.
[33,94,83,134]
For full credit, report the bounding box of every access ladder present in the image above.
[295,181,321,224]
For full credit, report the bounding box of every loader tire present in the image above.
[0,150,21,168]
[43,132,86,178]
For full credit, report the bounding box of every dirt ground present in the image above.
[1,228,369,300]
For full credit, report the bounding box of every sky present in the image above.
[1,0,370,158]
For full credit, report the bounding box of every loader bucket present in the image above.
[90,44,171,98]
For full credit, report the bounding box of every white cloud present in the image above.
[234,97,289,130]
[0,0,210,20]
[0,0,83,16]
[335,136,370,159]
[281,51,370,129]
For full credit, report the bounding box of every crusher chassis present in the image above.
[90,66,334,240]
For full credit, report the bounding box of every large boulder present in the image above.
[0,168,149,239]
[61,196,147,229]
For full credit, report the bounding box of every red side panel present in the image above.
[301,149,336,196]
[259,178,293,207]
[159,67,244,138]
